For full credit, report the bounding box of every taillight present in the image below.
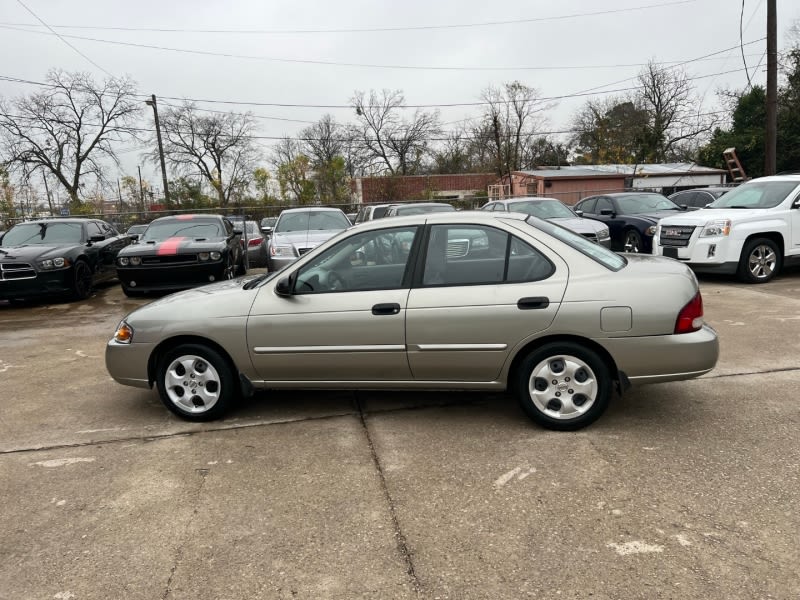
[674,292,704,334]
[248,238,262,247]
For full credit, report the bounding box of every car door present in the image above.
[405,223,568,382]
[589,197,627,249]
[246,226,420,382]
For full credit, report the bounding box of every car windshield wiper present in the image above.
[242,272,273,290]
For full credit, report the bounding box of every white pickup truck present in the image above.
[652,175,800,283]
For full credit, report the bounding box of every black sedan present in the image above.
[573,192,684,253]
[0,218,131,302]
[115,214,245,296]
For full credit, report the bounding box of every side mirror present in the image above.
[129,234,140,241]
[260,227,272,235]
[680,204,688,211]
[233,228,243,235]
[600,209,614,216]
[574,210,584,217]
[89,234,105,243]
[275,276,293,297]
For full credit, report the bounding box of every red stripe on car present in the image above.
[176,215,195,220]
[157,237,187,255]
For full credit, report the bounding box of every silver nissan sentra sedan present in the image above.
[106,211,718,431]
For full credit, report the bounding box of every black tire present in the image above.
[622,229,643,253]
[235,250,248,276]
[155,343,237,421]
[223,254,235,280]
[71,260,93,300]
[737,237,781,284]
[121,286,140,298]
[516,342,612,431]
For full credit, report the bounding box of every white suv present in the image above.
[652,175,800,283]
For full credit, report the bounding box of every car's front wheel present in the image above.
[71,260,93,300]
[622,229,643,253]
[516,342,612,431]
[155,344,237,421]
[737,237,781,283]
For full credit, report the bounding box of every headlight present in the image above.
[113,321,134,344]
[700,219,731,237]
[130,256,141,266]
[270,245,294,257]
[596,227,610,239]
[646,225,657,236]
[118,257,129,266]
[210,251,221,260]
[38,257,69,269]
[198,252,210,261]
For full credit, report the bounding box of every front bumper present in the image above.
[267,255,299,272]
[0,268,73,299]
[598,324,719,385]
[117,262,227,293]
[653,235,740,274]
[106,339,156,389]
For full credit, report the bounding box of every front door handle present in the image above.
[372,303,401,315]
[517,297,549,310]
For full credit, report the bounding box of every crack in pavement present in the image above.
[161,467,209,600]
[354,392,421,596]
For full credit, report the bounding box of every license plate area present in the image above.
[663,247,679,259]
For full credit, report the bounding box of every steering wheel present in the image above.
[326,270,347,291]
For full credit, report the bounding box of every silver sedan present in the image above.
[106,211,718,430]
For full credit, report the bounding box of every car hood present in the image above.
[120,238,227,256]
[271,230,343,249]
[657,208,773,227]
[0,244,78,261]
[549,217,606,235]
[126,278,257,322]
[627,210,684,224]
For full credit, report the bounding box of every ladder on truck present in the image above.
[723,148,747,182]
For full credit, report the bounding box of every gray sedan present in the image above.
[267,207,351,272]
[482,197,611,246]
[106,211,718,430]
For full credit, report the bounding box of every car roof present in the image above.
[11,218,92,225]
[150,214,223,223]
[279,207,346,215]
[601,192,667,198]
[494,197,562,204]
[351,210,528,233]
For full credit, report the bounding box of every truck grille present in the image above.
[0,261,36,280]
[660,226,696,247]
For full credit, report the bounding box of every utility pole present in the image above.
[137,165,145,212]
[765,0,777,175]
[145,94,171,207]
[41,171,54,215]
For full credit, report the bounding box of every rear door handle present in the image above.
[372,303,401,315]
[517,297,549,310]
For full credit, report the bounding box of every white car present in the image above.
[653,175,800,283]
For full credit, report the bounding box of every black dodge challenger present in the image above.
[115,214,245,296]
[0,218,131,302]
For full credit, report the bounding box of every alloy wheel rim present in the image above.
[625,232,640,253]
[75,263,91,296]
[164,354,221,413]
[748,245,776,279]
[528,354,598,420]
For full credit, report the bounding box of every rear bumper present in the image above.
[597,324,719,385]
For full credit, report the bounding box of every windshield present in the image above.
[524,216,626,271]
[508,200,575,219]
[708,181,800,209]
[394,204,455,216]
[616,194,680,214]
[275,211,350,233]
[260,217,277,227]
[127,225,148,235]
[1,222,83,246]
[141,220,224,241]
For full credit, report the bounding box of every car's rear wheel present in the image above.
[623,229,642,253]
[516,342,612,431]
[155,343,237,421]
[737,237,781,283]
[235,250,248,276]
[71,260,93,300]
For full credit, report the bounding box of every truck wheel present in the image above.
[737,238,781,284]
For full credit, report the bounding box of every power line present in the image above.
[13,0,112,77]
[0,23,760,73]
[0,1,697,35]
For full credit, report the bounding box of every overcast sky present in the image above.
[0,0,798,188]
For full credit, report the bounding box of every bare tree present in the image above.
[271,137,315,204]
[158,103,258,206]
[480,82,549,177]
[637,61,715,161]
[351,89,441,175]
[0,70,140,205]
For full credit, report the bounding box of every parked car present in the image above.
[0,218,132,302]
[267,207,351,272]
[574,192,684,253]
[106,210,718,431]
[126,224,148,241]
[654,175,800,283]
[259,216,277,236]
[115,214,245,296]
[352,203,397,225]
[669,187,733,210]
[481,198,611,247]
[384,202,456,217]
[243,220,267,268]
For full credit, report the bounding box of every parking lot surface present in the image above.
[1,270,799,599]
